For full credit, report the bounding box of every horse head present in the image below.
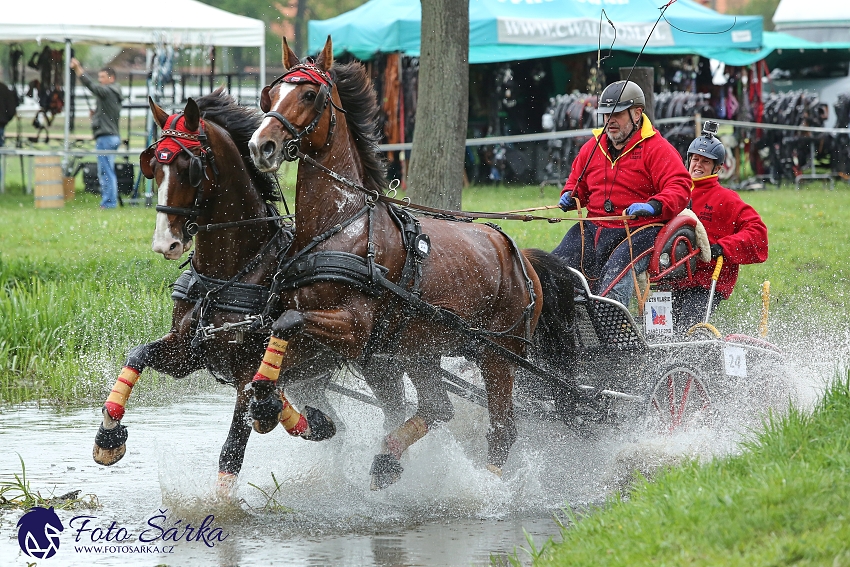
[249,36,339,172]
[141,97,212,260]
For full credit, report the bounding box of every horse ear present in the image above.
[260,85,272,113]
[149,96,168,129]
[282,37,300,70]
[315,35,334,72]
[184,98,200,131]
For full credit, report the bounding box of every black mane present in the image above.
[195,88,279,203]
[329,62,388,194]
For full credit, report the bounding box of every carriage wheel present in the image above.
[645,365,711,432]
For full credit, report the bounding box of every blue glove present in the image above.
[625,202,657,217]
[559,191,577,211]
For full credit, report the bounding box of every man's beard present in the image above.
[607,120,636,146]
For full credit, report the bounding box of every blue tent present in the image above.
[309,0,764,65]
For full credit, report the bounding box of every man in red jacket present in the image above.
[553,80,692,306]
[670,125,768,332]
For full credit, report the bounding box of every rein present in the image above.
[296,148,635,224]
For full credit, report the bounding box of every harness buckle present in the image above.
[283,139,300,162]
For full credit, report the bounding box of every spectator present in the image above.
[670,124,769,332]
[0,81,19,178]
[552,80,692,306]
[70,58,122,209]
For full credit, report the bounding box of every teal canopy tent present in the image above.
[308,0,764,65]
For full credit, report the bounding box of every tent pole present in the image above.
[64,39,72,175]
[259,37,266,106]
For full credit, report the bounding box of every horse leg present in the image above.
[362,355,408,433]
[216,375,254,498]
[249,327,337,441]
[370,357,452,490]
[478,355,517,477]
[93,337,199,466]
[282,353,348,434]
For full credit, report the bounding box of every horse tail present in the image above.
[522,248,577,370]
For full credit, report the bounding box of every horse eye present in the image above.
[303,91,316,102]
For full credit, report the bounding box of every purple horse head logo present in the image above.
[17,506,64,559]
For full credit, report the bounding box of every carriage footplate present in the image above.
[556,388,611,434]
[370,453,403,490]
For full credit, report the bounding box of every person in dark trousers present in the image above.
[670,125,768,332]
[552,80,692,306]
[0,81,19,178]
[70,58,122,209]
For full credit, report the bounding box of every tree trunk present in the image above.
[406,0,469,210]
[293,0,309,55]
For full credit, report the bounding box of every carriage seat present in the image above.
[568,266,647,351]
[646,209,711,285]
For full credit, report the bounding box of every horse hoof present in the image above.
[93,443,126,466]
[301,406,336,441]
[369,453,403,490]
[93,423,128,466]
[486,464,503,478]
[250,394,283,434]
[216,472,238,499]
[252,418,279,434]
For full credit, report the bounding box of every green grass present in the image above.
[531,370,850,567]
[0,454,99,511]
[1,179,848,402]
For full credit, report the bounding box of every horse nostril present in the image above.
[169,242,179,251]
[261,141,277,159]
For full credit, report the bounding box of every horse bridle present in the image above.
[261,63,341,161]
[149,118,219,238]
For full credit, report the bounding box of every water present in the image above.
[0,351,829,567]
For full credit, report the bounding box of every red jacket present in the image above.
[562,115,693,228]
[672,175,769,298]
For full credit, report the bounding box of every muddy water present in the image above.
[0,355,827,567]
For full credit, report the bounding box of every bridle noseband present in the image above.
[151,116,219,238]
[262,63,342,161]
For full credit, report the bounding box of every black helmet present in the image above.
[687,120,726,166]
[597,80,645,114]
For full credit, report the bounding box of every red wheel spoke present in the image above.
[675,376,694,426]
[649,368,711,433]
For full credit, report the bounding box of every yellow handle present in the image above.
[712,255,724,281]
[759,280,770,338]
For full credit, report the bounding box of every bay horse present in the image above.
[245,37,578,489]
[90,89,352,495]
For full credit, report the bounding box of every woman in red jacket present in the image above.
[671,125,769,332]
[553,80,692,306]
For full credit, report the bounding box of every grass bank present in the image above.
[531,370,850,566]
[1,181,848,402]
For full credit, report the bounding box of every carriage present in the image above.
[91,36,787,494]
[429,213,787,435]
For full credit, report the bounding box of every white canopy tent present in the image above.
[0,0,266,170]
[773,0,850,43]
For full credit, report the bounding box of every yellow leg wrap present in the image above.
[104,366,141,420]
[384,416,429,460]
[279,394,308,436]
[253,336,288,383]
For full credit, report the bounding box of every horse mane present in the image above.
[194,88,280,203]
[329,61,388,194]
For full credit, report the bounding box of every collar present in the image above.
[593,114,656,165]
[691,173,720,183]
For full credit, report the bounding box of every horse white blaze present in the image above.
[151,165,188,260]
[249,83,298,165]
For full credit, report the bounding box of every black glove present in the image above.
[624,199,661,217]
[710,244,724,259]
[558,191,577,212]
